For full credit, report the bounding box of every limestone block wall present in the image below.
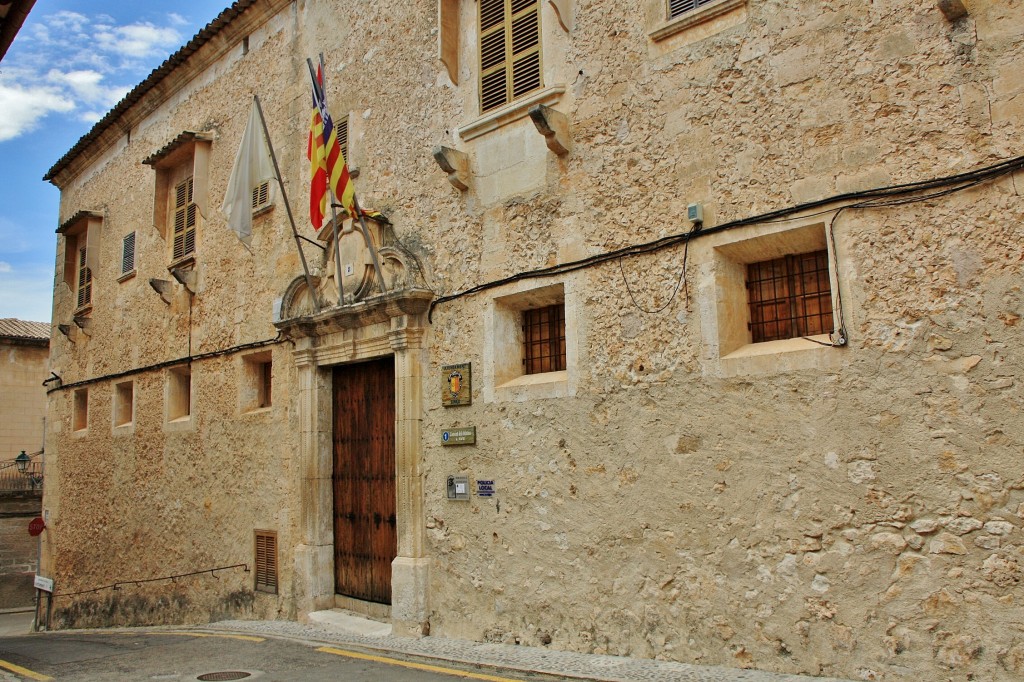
[0,494,42,609]
[42,0,1023,680]
[45,2,304,628]
[0,341,49,457]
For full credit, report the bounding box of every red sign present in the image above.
[28,517,45,537]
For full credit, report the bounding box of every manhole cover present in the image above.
[197,673,252,681]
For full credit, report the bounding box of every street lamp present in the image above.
[15,450,30,473]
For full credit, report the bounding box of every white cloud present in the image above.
[46,70,128,109]
[95,22,182,59]
[0,262,11,273]
[0,82,75,142]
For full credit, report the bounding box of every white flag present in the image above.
[221,99,275,246]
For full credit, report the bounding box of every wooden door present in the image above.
[332,357,396,604]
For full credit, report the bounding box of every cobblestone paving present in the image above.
[201,619,857,682]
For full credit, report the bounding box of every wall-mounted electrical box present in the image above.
[686,203,703,224]
[446,475,470,501]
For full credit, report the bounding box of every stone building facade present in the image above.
[42,0,1023,680]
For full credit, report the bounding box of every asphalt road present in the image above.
[0,628,550,682]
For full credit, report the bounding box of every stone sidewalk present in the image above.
[201,612,858,682]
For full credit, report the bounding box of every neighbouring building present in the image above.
[0,318,49,608]
[41,1,1023,680]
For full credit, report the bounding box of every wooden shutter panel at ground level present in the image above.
[254,530,278,593]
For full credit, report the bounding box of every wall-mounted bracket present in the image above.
[433,146,470,191]
[938,0,968,21]
[72,315,91,336]
[170,267,197,294]
[528,104,572,156]
[57,324,74,343]
[149,278,174,305]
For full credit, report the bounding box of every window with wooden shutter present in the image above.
[254,530,278,594]
[523,303,566,374]
[251,180,271,213]
[668,0,719,18]
[337,118,349,162]
[172,176,196,261]
[479,0,542,113]
[746,250,833,343]
[76,245,92,309]
[121,232,136,275]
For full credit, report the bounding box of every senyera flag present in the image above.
[307,65,355,229]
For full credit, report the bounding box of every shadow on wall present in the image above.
[54,590,257,630]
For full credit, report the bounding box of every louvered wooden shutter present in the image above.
[337,118,349,162]
[480,0,541,112]
[172,177,196,261]
[254,530,278,593]
[251,181,270,212]
[76,245,92,308]
[669,0,718,18]
[121,232,136,275]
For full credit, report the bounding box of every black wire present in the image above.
[426,154,1024,322]
[618,222,699,314]
[47,334,284,394]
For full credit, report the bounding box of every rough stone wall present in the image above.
[0,341,49,457]
[45,3,304,628]
[44,0,1023,680]
[0,494,42,609]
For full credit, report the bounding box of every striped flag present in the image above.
[307,65,355,229]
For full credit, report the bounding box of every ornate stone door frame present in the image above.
[278,290,431,636]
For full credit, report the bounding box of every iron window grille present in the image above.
[746,250,833,343]
[523,304,566,374]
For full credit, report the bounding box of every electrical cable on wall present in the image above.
[427,154,1024,323]
[47,335,283,394]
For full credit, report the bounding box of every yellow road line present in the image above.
[0,658,53,682]
[317,646,525,682]
[150,631,265,643]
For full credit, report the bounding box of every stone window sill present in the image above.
[117,270,137,283]
[719,336,842,377]
[458,85,566,142]
[494,370,569,402]
[649,0,746,42]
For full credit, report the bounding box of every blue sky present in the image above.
[0,0,230,323]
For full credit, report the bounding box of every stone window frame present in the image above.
[165,363,194,430]
[112,380,135,432]
[143,132,212,269]
[695,219,845,378]
[646,0,747,43]
[483,279,580,402]
[57,211,102,316]
[441,0,572,141]
[118,231,137,282]
[240,350,273,414]
[72,387,89,433]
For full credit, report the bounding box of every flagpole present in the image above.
[252,95,321,314]
[351,194,388,294]
[309,57,348,307]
